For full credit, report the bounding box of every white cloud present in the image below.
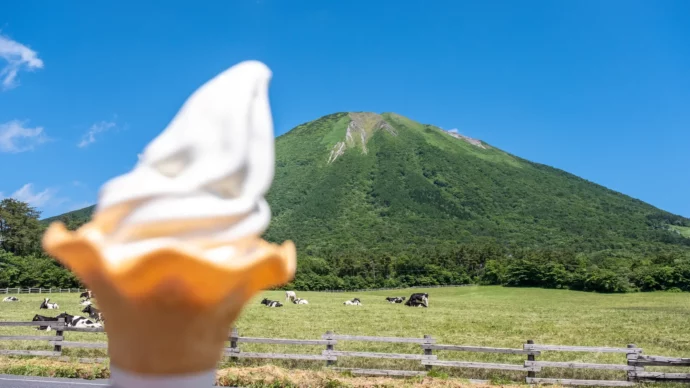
[2,183,93,217]
[0,34,44,90]
[0,120,49,153]
[447,128,459,134]
[11,183,57,207]
[78,120,117,148]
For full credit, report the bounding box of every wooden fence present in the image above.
[0,288,86,294]
[318,284,473,293]
[1,285,465,295]
[1,320,689,386]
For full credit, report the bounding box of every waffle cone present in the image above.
[42,221,296,375]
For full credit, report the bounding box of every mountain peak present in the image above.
[327,112,397,164]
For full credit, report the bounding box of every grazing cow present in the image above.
[292,298,309,305]
[2,296,19,302]
[79,291,92,300]
[285,291,297,302]
[56,312,73,323]
[343,298,362,306]
[32,312,73,331]
[71,316,102,328]
[80,300,93,306]
[405,293,429,308]
[39,298,59,310]
[82,305,102,321]
[385,297,406,304]
[56,312,100,328]
[261,298,283,307]
[32,314,59,331]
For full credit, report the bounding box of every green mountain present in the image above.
[265,112,688,252]
[43,205,95,225]
[45,112,690,292]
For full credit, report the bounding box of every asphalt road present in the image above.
[0,375,110,388]
[0,375,230,387]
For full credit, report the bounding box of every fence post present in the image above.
[54,318,64,355]
[424,335,433,371]
[627,343,640,382]
[526,339,536,381]
[325,331,335,366]
[230,327,239,361]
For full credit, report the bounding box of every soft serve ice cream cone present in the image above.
[42,61,296,384]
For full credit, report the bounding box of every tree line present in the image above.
[2,198,690,293]
[0,199,79,288]
[282,244,690,293]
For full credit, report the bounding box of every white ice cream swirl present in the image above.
[91,61,276,266]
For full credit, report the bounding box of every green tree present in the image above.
[58,213,88,231]
[0,198,44,256]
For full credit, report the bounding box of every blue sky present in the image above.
[1,0,688,218]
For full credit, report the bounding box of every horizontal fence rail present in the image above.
[632,355,690,367]
[527,378,636,387]
[0,288,86,294]
[423,344,539,355]
[1,320,689,385]
[524,344,643,354]
[2,284,470,295]
[321,333,435,344]
[316,284,474,293]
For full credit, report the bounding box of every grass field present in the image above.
[1,286,689,383]
[670,225,690,238]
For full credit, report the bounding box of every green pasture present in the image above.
[1,286,689,382]
[671,225,690,238]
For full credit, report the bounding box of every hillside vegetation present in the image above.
[671,225,690,238]
[266,112,689,251]
[15,112,690,292]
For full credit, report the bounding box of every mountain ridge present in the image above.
[45,111,690,254]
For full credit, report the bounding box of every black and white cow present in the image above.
[385,296,406,304]
[32,314,62,331]
[285,291,297,302]
[343,298,362,306]
[39,298,59,310]
[32,312,72,331]
[79,290,93,300]
[261,298,283,307]
[32,312,101,330]
[2,296,19,302]
[405,293,429,308]
[70,315,102,329]
[59,312,99,328]
[81,305,102,321]
[292,298,309,305]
